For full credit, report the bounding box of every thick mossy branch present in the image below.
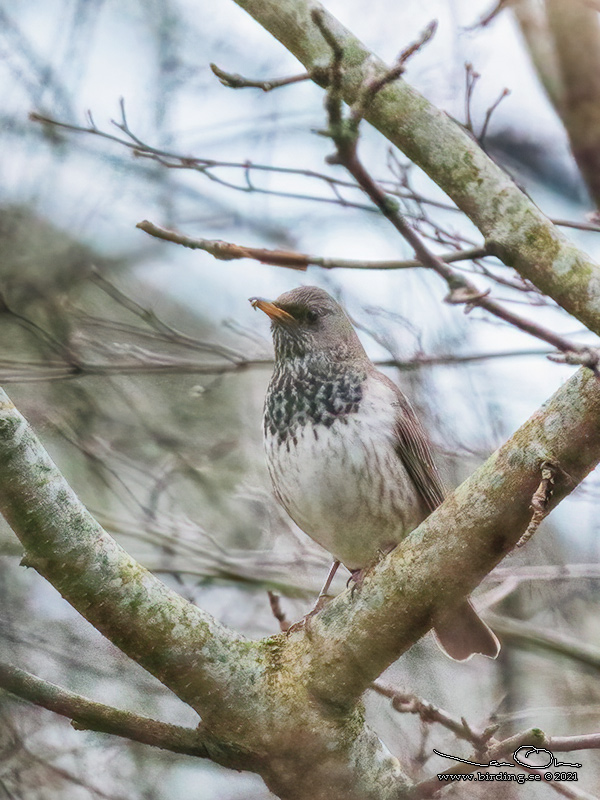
[281,368,600,703]
[0,388,257,722]
[0,387,411,798]
[2,361,600,798]
[232,0,600,336]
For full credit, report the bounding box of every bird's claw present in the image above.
[347,566,371,596]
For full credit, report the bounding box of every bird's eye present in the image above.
[305,309,319,324]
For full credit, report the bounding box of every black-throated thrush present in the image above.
[251,286,499,660]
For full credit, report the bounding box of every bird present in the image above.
[250,285,499,661]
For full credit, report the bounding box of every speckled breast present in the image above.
[263,364,424,570]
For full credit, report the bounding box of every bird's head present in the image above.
[250,286,367,364]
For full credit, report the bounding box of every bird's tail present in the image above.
[433,599,500,661]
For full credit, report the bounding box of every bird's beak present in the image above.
[249,297,295,324]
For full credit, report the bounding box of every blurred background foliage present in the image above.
[1,1,600,798]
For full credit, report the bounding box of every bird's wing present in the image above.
[374,371,445,513]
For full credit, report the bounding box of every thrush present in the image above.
[250,285,499,661]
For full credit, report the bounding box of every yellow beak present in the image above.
[249,297,295,323]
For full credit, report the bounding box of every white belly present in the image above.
[265,376,424,570]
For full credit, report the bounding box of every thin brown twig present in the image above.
[486,613,600,671]
[210,62,314,91]
[465,0,512,31]
[373,676,600,797]
[464,63,480,133]
[488,563,600,584]
[136,219,488,270]
[29,110,376,214]
[354,21,437,116]
[548,349,600,370]
[28,110,600,236]
[553,218,600,232]
[0,348,557,385]
[371,683,496,749]
[479,88,511,144]
[136,220,305,270]
[89,268,245,361]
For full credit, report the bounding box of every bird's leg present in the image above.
[313,559,340,612]
[286,560,340,635]
[347,566,368,595]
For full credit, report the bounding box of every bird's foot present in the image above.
[347,566,371,595]
[347,545,396,595]
[286,593,334,635]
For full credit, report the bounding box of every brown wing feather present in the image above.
[371,370,499,660]
[372,370,445,513]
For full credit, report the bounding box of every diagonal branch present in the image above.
[284,367,600,704]
[0,662,211,758]
[0,386,257,754]
[231,0,600,337]
[303,15,598,369]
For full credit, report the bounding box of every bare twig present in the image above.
[354,21,437,115]
[464,63,480,133]
[411,726,600,799]
[371,683,496,750]
[27,110,600,236]
[0,347,556,385]
[488,563,600,584]
[465,0,512,30]
[548,349,600,370]
[479,88,511,144]
[136,220,309,270]
[28,110,375,213]
[487,613,600,670]
[137,219,487,270]
[89,268,245,361]
[210,62,314,91]
[553,218,600,233]
[464,63,511,146]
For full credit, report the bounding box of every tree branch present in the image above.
[0,386,411,798]
[210,62,313,91]
[136,219,487,270]
[285,367,600,704]
[512,0,563,107]
[487,613,600,671]
[371,682,496,748]
[305,11,598,368]
[231,0,600,336]
[545,0,600,207]
[136,219,309,270]
[411,726,600,799]
[0,386,256,756]
[3,367,600,797]
[0,662,211,758]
